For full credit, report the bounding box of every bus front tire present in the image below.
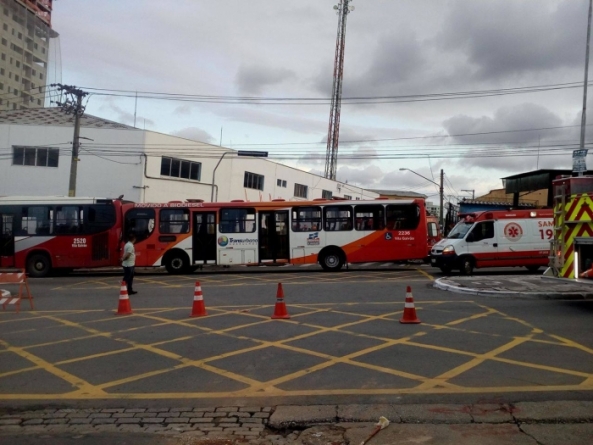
[27,253,51,278]
[164,251,189,274]
[319,249,344,272]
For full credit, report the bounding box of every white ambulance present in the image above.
[430,209,553,275]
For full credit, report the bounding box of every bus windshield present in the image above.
[446,221,473,239]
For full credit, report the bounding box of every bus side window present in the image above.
[124,208,156,243]
[21,206,52,236]
[354,204,384,231]
[160,209,189,234]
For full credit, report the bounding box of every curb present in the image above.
[433,277,593,299]
[267,402,593,429]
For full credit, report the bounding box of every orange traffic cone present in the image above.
[271,283,290,319]
[116,281,133,315]
[190,281,208,317]
[400,285,420,324]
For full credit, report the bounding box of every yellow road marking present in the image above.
[0,338,105,396]
[414,335,534,390]
[2,297,592,399]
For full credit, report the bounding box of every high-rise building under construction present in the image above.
[0,0,57,110]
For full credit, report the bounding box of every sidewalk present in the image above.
[1,401,592,444]
[434,274,593,298]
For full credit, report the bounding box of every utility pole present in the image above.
[578,0,593,176]
[52,84,88,197]
[439,169,444,231]
[324,0,354,180]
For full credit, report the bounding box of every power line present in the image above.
[75,80,592,106]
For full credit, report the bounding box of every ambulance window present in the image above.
[470,221,494,242]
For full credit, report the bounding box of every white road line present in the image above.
[360,263,375,267]
[300,264,314,267]
[380,263,392,267]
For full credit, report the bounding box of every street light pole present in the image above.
[400,167,445,230]
[461,189,475,199]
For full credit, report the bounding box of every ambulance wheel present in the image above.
[27,253,52,278]
[526,266,541,273]
[460,257,474,276]
[319,248,344,272]
[164,250,189,274]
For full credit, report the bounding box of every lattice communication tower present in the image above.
[324,0,354,180]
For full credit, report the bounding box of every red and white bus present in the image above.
[123,198,429,273]
[0,197,126,277]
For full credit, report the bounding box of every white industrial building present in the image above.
[0,108,378,202]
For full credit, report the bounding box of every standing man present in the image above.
[122,233,137,295]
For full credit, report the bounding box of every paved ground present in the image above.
[1,267,592,443]
[1,401,593,444]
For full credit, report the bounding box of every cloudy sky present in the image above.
[51,0,592,203]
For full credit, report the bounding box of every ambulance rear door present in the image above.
[497,217,549,266]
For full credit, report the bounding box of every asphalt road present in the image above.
[0,266,592,408]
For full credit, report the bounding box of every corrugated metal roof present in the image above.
[0,107,137,130]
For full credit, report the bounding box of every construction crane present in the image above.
[324,0,354,180]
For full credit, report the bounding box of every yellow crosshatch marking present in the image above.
[50,269,432,291]
[0,297,592,400]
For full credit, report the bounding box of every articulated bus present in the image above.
[123,198,429,273]
[0,197,126,277]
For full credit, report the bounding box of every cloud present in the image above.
[173,104,193,116]
[98,97,154,128]
[236,64,297,95]
[439,0,587,81]
[171,127,215,144]
[337,164,383,188]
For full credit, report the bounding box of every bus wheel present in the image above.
[460,257,474,276]
[319,249,344,272]
[165,251,189,274]
[27,253,51,278]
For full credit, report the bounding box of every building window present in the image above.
[160,156,201,181]
[15,61,19,67]
[2,24,6,31]
[294,183,308,199]
[244,171,264,190]
[322,190,333,199]
[344,195,352,200]
[276,179,287,188]
[12,146,59,167]
[1,38,6,46]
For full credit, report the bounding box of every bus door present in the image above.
[192,212,217,264]
[259,211,289,263]
[0,214,15,267]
